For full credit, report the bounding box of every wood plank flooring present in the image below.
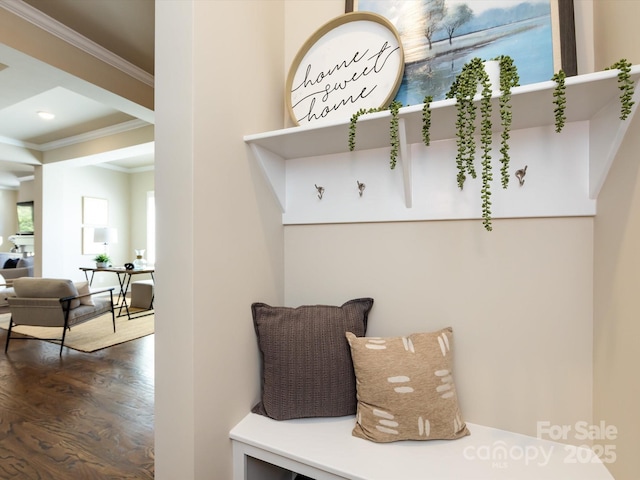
[0,315,154,479]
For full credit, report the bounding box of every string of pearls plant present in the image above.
[496,55,520,189]
[551,69,567,133]
[349,103,403,170]
[606,58,634,121]
[553,58,634,134]
[389,100,402,169]
[346,57,634,232]
[445,56,519,231]
[422,95,433,146]
[348,107,381,151]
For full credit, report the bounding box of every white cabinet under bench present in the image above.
[230,413,613,480]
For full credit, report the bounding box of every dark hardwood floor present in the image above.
[0,313,154,479]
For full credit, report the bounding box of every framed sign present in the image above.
[286,12,405,125]
[347,0,577,105]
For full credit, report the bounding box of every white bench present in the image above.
[230,413,614,480]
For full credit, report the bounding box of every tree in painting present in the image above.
[421,0,446,50]
[442,3,473,45]
[355,0,554,104]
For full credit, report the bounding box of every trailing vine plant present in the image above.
[606,58,635,120]
[446,57,496,231]
[446,59,479,188]
[551,69,567,133]
[349,107,381,151]
[389,100,402,169]
[496,55,520,189]
[479,67,494,231]
[444,56,520,231]
[348,102,404,170]
[554,58,634,133]
[422,95,433,146]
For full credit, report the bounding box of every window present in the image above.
[16,201,34,234]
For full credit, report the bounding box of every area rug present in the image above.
[0,310,154,353]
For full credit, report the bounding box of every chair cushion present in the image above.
[74,281,95,306]
[13,278,81,309]
[67,297,113,326]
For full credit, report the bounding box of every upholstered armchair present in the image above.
[5,278,115,355]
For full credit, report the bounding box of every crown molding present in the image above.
[0,119,151,151]
[98,163,154,174]
[40,119,152,151]
[0,0,154,87]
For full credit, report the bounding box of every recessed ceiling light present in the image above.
[37,111,55,120]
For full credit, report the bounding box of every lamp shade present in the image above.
[94,227,118,244]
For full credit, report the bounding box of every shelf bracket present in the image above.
[398,118,412,208]
[249,143,286,212]
[589,79,640,199]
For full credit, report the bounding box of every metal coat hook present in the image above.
[515,165,527,186]
[315,184,324,200]
[357,180,366,197]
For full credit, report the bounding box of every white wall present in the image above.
[281,0,595,440]
[16,180,36,203]
[35,163,153,288]
[592,2,640,478]
[0,181,36,253]
[0,188,17,252]
[285,218,594,437]
[129,170,154,262]
[41,163,128,285]
[155,1,285,478]
[154,0,640,478]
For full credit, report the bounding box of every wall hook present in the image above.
[357,180,366,197]
[515,165,527,186]
[315,184,324,200]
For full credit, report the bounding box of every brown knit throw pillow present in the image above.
[252,298,374,420]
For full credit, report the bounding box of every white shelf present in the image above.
[245,66,640,225]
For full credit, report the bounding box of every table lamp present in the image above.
[94,227,118,254]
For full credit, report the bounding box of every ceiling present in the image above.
[0,0,155,189]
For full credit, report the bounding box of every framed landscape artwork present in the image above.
[346,0,577,105]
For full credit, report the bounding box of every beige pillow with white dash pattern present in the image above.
[345,327,469,442]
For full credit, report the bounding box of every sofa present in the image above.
[0,253,34,280]
[0,253,34,306]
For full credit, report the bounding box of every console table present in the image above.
[80,266,155,320]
